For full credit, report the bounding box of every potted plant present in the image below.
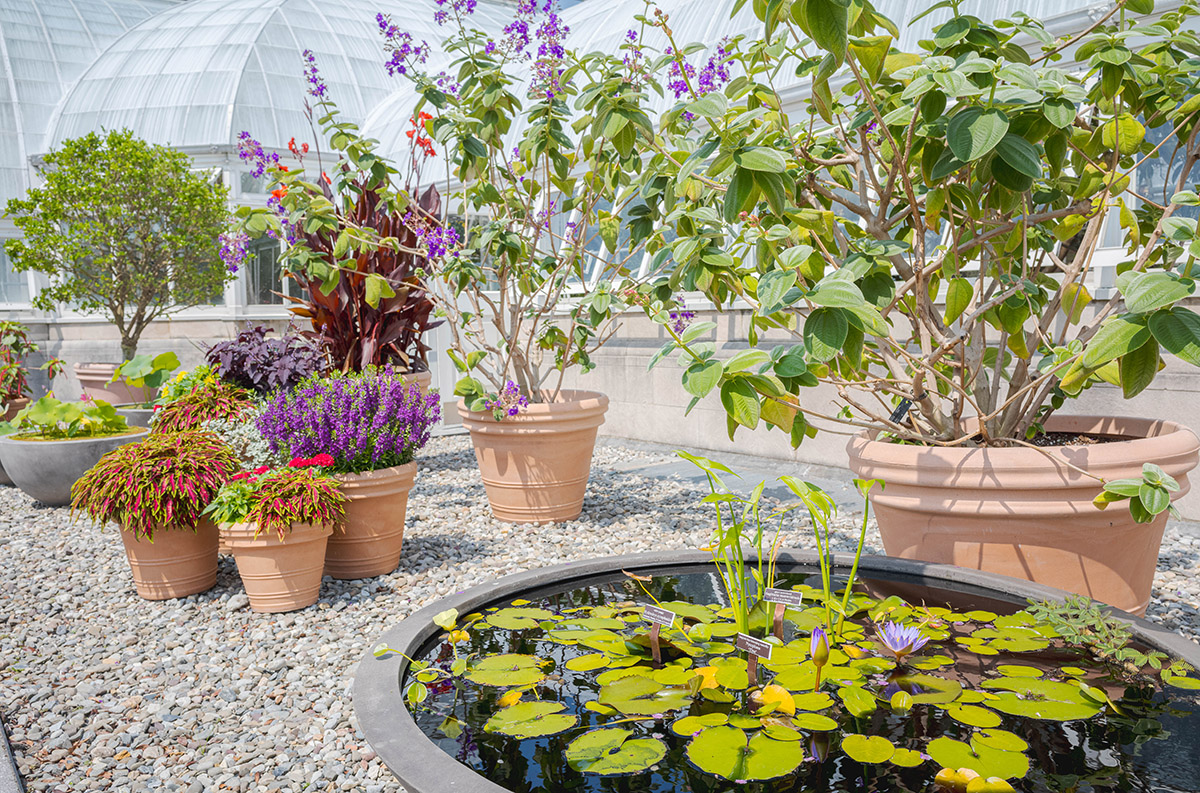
[205,324,329,396]
[375,7,656,523]
[0,396,147,506]
[203,458,345,612]
[611,1,1200,614]
[223,52,442,387]
[3,129,231,386]
[72,430,237,600]
[258,367,440,579]
[107,351,181,427]
[0,321,64,420]
[151,374,254,434]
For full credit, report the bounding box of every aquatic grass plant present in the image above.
[71,430,237,540]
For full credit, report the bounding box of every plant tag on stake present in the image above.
[736,633,773,686]
[762,588,803,639]
[643,605,676,667]
[889,398,913,423]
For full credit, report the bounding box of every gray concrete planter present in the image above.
[0,429,149,506]
[353,550,1200,793]
[115,405,155,428]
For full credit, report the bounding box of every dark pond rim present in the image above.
[352,550,1200,793]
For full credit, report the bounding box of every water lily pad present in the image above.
[584,701,618,717]
[671,713,728,736]
[982,678,1102,721]
[596,666,652,686]
[974,729,1029,753]
[658,601,717,623]
[1061,666,1088,676]
[713,657,750,690]
[564,728,666,775]
[728,713,763,729]
[792,713,839,731]
[890,747,924,767]
[926,736,1029,780]
[996,664,1043,678]
[686,726,805,780]
[755,684,796,715]
[557,616,629,631]
[761,720,801,741]
[484,701,577,738]
[465,654,548,687]
[965,610,999,622]
[791,692,834,711]
[892,673,963,705]
[486,607,558,630]
[653,664,697,686]
[598,674,692,715]
[947,704,1002,728]
[565,653,611,672]
[841,734,894,763]
[838,685,877,717]
[772,661,862,689]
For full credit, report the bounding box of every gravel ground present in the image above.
[2,435,1199,792]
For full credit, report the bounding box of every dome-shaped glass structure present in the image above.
[44,0,509,156]
[0,0,179,203]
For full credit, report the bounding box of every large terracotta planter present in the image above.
[846,414,1200,616]
[2,397,28,422]
[221,521,333,612]
[119,520,219,600]
[402,370,433,395]
[458,390,609,524]
[74,362,152,406]
[0,428,148,506]
[327,463,417,579]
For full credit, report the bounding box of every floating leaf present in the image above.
[497,690,523,708]
[890,748,924,768]
[892,674,963,705]
[838,685,877,717]
[982,678,1102,721]
[947,704,1002,728]
[841,734,895,764]
[728,713,763,730]
[713,656,751,690]
[996,664,1042,678]
[910,654,955,670]
[565,653,611,672]
[671,713,728,736]
[792,712,839,731]
[926,736,1029,780]
[432,608,459,630]
[484,701,577,738]
[599,674,692,715]
[974,729,1029,753]
[564,728,666,775]
[791,692,834,711]
[465,654,549,687]
[756,684,796,715]
[486,607,559,630]
[761,720,801,741]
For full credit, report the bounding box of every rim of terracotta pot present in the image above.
[334,461,418,486]
[847,415,1200,487]
[353,549,1200,793]
[457,389,609,428]
[220,520,334,546]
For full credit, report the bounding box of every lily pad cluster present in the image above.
[402,579,1200,790]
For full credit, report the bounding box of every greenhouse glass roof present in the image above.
[0,0,179,203]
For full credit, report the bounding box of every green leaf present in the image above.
[686,726,805,781]
[795,0,849,64]
[1123,272,1194,314]
[683,360,723,398]
[565,729,667,775]
[1150,308,1200,367]
[841,734,894,764]
[364,273,396,308]
[849,35,891,83]
[465,654,548,687]
[432,608,458,630]
[758,269,798,314]
[838,685,877,717]
[486,607,558,630]
[926,736,1029,780]
[720,379,761,430]
[945,277,972,324]
[803,307,849,362]
[735,147,788,173]
[687,91,728,119]
[808,277,865,308]
[1061,283,1091,324]
[994,134,1042,179]
[1139,482,1171,515]
[724,167,756,224]
[948,108,1010,162]
[1082,315,1150,368]
[599,214,620,252]
[947,704,1002,728]
[1043,98,1076,129]
[1119,337,1159,398]
[483,701,577,738]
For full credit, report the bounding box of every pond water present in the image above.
[402,566,1200,793]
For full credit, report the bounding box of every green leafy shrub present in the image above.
[71,431,237,539]
[109,352,181,406]
[10,396,131,440]
[151,379,254,434]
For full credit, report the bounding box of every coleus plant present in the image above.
[71,430,238,540]
[0,321,64,403]
[151,379,254,434]
[228,52,442,374]
[616,1,1200,454]
[202,455,345,540]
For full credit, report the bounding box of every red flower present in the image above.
[310,453,335,467]
[252,465,270,475]
[288,456,312,468]
[231,472,251,480]
[321,172,331,184]
[271,187,288,199]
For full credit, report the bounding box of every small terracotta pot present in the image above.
[2,397,28,422]
[74,362,152,406]
[221,521,333,612]
[119,519,219,600]
[402,370,433,395]
[327,463,417,579]
[846,415,1200,616]
[458,390,609,524]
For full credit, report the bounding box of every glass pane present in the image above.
[0,247,27,303]
[247,237,282,305]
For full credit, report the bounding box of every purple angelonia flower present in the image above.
[874,621,930,662]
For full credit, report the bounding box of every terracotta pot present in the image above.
[119,519,219,600]
[221,521,333,612]
[327,463,417,579]
[458,390,609,524]
[846,415,1200,616]
[2,397,28,422]
[74,362,152,406]
[402,370,433,395]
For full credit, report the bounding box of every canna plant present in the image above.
[71,430,238,540]
[619,0,1200,451]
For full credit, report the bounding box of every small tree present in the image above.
[4,129,232,361]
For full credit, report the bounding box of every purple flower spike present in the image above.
[874,621,929,662]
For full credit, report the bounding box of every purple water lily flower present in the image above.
[810,626,830,691]
[874,621,929,662]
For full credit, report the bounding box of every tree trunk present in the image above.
[120,336,138,362]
